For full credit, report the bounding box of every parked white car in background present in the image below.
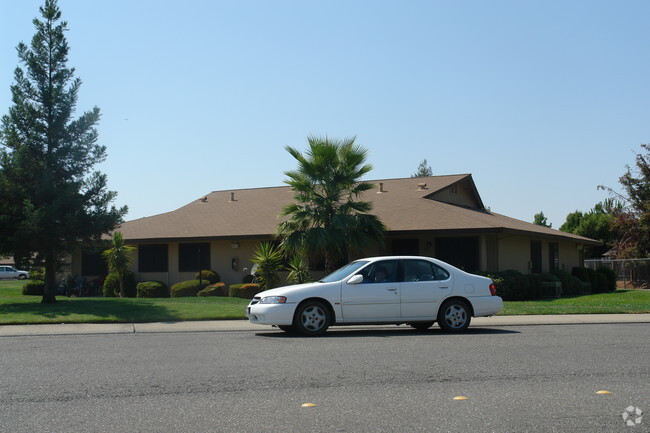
[247,256,503,336]
[0,265,30,280]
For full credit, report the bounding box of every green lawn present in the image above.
[0,280,250,325]
[2,280,650,325]
[500,289,650,315]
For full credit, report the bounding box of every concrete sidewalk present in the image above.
[1,314,649,337]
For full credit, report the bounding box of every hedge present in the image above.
[195,270,221,285]
[550,269,583,296]
[197,282,227,297]
[171,279,207,298]
[22,280,45,296]
[597,267,617,292]
[136,281,169,298]
[229,283,261,299]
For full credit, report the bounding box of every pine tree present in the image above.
[411,159,433,177]
[0,0,126,303]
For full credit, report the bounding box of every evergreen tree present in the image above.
[0,0,126,303]
[411,159,433,177]
[277,136,386,271]
[533,211,552,228]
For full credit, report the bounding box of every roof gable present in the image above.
[423,175,485,210]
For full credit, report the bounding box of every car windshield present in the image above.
[319,261,369,283]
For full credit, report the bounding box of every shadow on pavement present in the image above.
[255,327,520,338]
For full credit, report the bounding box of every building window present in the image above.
[435,237,479,272]
[549,242,559,272]
[530,241,542,273]
[138,244,168,272]
[178,243,210,272]
[81,251,108,276]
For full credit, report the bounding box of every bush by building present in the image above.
[171,279,206,298]
[136,281,169,298]
[197,282,227,297]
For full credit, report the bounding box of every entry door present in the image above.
[341,260,400,321]
[400,259,452,319]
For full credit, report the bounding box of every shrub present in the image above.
[103,271,136,297]
[136,281,169,298]
[197,282,227,297]
[585,268,599,293]
[229,283,261,299]
[251,242,282,290]
[171,279,206,298]
[484,270,531,301]
[242,274,256,284]
[194,270,220,285]
[597,267,617,292]
[29,267,45,281]
[551,269,583,296]
[594,272,609,293]
[22,280,45,296]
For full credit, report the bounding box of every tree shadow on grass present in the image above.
[0,298,176,324]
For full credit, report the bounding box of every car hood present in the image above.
[254,282,332,299]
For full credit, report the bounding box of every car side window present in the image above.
[357,260,398,283]
[403,260,450,282]
[403,260,431,282]
[432,263,450,281]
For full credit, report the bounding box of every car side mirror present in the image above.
[347,274,364,285]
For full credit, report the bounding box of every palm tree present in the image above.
[102,231,134,298]
[250,242,283,290]
[277,136,386,272]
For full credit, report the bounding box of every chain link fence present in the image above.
[584,258,649,289]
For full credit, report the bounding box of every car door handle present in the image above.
[438,286,449,289]
[387,288,398,292]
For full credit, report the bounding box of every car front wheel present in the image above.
[17,274,27,280]
[294,300,330,336]
[437,299,471,332]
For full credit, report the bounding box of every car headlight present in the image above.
[259,296,287,304]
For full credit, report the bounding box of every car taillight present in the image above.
[489,283,497,296]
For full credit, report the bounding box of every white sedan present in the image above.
[0,265,30,280]
[246,256,503,336]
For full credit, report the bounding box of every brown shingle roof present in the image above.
[117,174,599,245]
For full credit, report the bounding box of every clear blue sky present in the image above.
[1,0,648,228]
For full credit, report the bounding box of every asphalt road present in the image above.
[0,323,648,433]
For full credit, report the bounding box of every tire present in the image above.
[437,299,471,332]
[294,300,331,336]
[408,321,434,331]
[17,274,27,280]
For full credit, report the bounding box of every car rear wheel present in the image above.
[408,321,434,331]
[437,299,471,332]
[294,300,330,336]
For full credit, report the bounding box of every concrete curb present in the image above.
[0,314,649,337]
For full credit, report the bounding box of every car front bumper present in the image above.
[246,303,296,326]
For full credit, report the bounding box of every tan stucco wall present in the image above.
[497,235,582,273]
[131,240,268,288]
[74,233,588,289]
